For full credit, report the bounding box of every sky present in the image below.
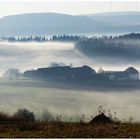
[0,0,139,17]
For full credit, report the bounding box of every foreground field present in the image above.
[0,122,139,138]
[0,107,138,138]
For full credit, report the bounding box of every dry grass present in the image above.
[0,121,139,138]
[0,107,139,138]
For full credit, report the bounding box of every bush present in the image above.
[0,112,12,123]
[13,108,35,122]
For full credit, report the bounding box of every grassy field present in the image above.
[0,78,139,138]
[0,107,138,138]
[0,121,139,138]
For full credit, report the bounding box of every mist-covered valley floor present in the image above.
[0,41,140,122]
[0,78,139,123]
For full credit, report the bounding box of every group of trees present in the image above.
[0,108,35,123]
[75,33,140,59]
[0,108,53,123]
[1,34,81,42]
[1,36,48,42]
[1,32,140,43]
[13,108,35,122]
[3,69,22,80]
[115,33,140,40]
[50,35,80,42]
[2,32,140,59]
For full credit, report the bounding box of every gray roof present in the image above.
[125,67,139,74]
[101,67,138,75]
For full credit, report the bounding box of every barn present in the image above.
[97,67,139,81]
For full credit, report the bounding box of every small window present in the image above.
[109,75,115,80]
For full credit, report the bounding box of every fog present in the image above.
[75,37,140,73]
[0,82,140,122]
[0,41,138,76]
[0,41,140,122]
[0,41,77,76]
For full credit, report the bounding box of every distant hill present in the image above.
[0,12,140,35]
[85,12,140,33]
[86,12,140,25]
[0,13,108,36]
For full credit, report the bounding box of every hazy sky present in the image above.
[0,0,139,17]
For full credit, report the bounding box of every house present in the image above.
[97,67,139,81]
[89,113,113,124]
[24,65,96,80]
[24,65,139,81]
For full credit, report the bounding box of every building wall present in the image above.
[128,73,139,80]
[109,75,115,80]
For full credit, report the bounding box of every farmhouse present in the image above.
[97,67,139,80]
[24,65,96,80]
[23,65,139,81]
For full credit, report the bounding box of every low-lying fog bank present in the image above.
[0,41,140,76]
[0,80,139,122]
[0,40,140,122]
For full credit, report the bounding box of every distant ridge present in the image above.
[0,12,140,35]
[0,12,103,36]
[86,11,140,25]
